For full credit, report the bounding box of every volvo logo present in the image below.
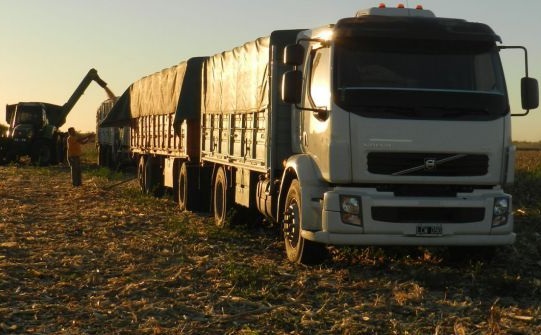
[424,158,437,170]
[392,154,467,176]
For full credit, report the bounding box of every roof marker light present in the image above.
[378,3,386,8]
[416,5,424,10]
[397,4,405,8]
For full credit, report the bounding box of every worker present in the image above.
[67,127,90,186]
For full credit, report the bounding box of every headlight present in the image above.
[492,197,510,227]
[340,195,362,226]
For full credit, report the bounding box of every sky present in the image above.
[1,0,540,141]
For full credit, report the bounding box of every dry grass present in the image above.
[0,145,540,334]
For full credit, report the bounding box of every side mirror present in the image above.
[281,70,303,104]
[284,44,304,66]
[521,77,539,110]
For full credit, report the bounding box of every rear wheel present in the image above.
[97,145,105,166]
[144,157,163,197]
[108,146,118,170]
[213,167,231,227]
[178,162,189,211]
[137,156,146,193]
[282,179,326,264]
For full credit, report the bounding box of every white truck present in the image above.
[102,5,538,264]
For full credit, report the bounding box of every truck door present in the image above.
[301,46,332,167]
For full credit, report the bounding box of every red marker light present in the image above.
[416,5,424,10]
[378,3,386,8]
[397,4,405,8]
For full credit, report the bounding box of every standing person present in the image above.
[67,127,90,186]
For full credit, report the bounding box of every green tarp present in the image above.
[100,57,206,131]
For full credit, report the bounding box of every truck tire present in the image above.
[137,156,146,192]
[103,146,112,169]
[31,140,52,166]
[97,145,105,167]
[178,162,190,211]
[144,157,163,197]
[107,145,118,170]
[282,179,326,264]
[213,167,231,227]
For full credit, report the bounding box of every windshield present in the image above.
[334,38,508,119]
[14,107,44,126]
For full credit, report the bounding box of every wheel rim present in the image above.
[283,199,300,248]
[178,165,187,210]
[214,175,225,223]
[214,170,227,226]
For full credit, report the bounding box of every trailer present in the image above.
[102,57,209,205]
[96,98,132,169]
[102,5,538,264]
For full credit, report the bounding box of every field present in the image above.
[1,146,540,334]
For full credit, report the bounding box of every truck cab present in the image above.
[280,5,538,263]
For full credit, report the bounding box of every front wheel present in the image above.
[282,179,326,264]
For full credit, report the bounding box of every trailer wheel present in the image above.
[137,156,146,193]
[213,167,231,227]
[144,157,163,197]
[97,145,104,166]
[108,146,118,170]
[282,179,326,264]
[104,146,113,169]
[97,145,111,168]
[31,140,52,166]
[178,162,189,211]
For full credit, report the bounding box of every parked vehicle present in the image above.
[1,69,114,165]
[101,5,538,264]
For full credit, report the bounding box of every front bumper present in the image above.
[302,187,515,246]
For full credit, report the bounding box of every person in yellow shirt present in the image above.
[67,127,90,186]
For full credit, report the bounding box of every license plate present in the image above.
[416,224,443,236]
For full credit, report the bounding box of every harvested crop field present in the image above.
[1,149,541,334]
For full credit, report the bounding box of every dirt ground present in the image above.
[1,162,540,334]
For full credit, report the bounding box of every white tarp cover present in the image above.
[204,36,270,114]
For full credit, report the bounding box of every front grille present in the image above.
[372,206,485,223]
[367,152,488,176]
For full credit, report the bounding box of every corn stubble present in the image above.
[0,144,540,334]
